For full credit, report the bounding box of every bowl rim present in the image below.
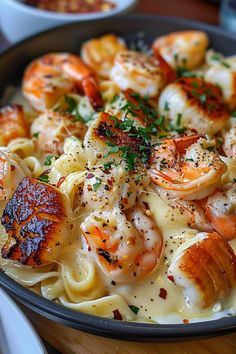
[2,0,139,20]
[0,14,236,340]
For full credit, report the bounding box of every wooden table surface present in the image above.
[1,1,236,353]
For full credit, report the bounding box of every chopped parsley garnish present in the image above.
[64,95,83,122]
[210,52,222,61]
[191,90,207,105]
[191,81,199,89]
[176,66,197,78]
[44,155,54,166]
[207,103,214,111]
[210,53,230,68]
[199,94,207,104]
[38,175,49,183]
[176,113,182,126]
[33,132,40,138]
[129,305,140,314]
[159,158,167,169]
[164,101,170,111]
[232,112,236,118]
[93,177,102,192]
[103,161,113,171]
[173,53,179,62]
[221,61,230,68]
[120,148,138,171]
[185,158,194,162]
[154,115,165,129]
[134,174,144,184]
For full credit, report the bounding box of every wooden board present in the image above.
[22,307,236,354]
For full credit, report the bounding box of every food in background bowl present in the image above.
[24,0,116,14]
[0,30,236,326]
[0,0,137,42]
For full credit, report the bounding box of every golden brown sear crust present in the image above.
[1,177,71,265]
[179,232,236,308]
[94,112,150,154]
[177,78,230,123]
[0,104,28,146]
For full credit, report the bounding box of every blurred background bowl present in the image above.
[0,0,138,43]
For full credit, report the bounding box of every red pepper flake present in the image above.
[107,176,115,186]
[10,165,16,171]
[183,319,189,324]
[143,201,150,210]
[56,176,66,187]
[159,288,167,299]
[113,309,123,320]
[167,275,175,284]
[122,198,128,205]
[86,173,94,179]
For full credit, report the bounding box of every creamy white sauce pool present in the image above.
[115,190,236,323]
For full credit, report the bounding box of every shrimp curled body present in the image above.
[81,206,163,283]
[149,136,226,200]
[23,53,103,112]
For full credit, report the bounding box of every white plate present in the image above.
[0,288,47,354]
[0,0,139,43]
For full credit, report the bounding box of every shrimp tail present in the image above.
[153,48,177,85]
[81,76,103,111]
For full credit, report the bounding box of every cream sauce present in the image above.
[115,188,236,324]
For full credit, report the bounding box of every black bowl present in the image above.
[0,15,236,342]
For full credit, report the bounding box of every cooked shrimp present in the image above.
[0,105,28,146]
[205,184,236,240]
[81,206,163,283]
[168,232,236,308]
[205,55,236,110]
[152,30,209,70]
[0,148,31,203]
[110,50,176,98]
[1,177,73,265]
[153,185,213,232]
[149,136,226,200]
[158,77,230,136]
[223,125,236,158]
[23,53,103,112]
[31,109,87,157]
[81,34,127,79]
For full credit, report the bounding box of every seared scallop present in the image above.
[84,111,150,164]
[0,105,28,146]
[152,30,209,70]
[205,56,236,110]
[1,177,72,265]
[159,77,230,136]
[168,232,236,308]
[110,51,172,98]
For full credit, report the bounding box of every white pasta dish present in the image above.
[0,30,236,325]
